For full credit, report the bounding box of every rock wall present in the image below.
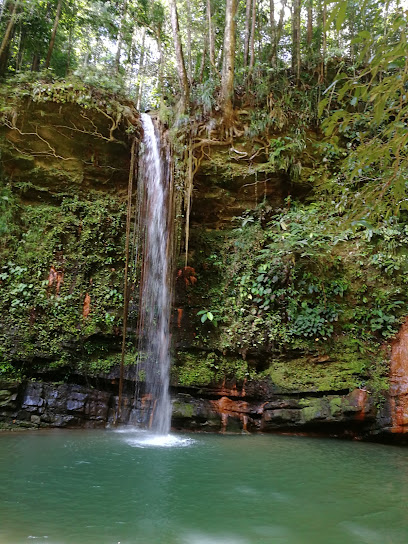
[0,381,113,429]
[0,378,382,440]
[172,387,375,436]
[1,82,408,443]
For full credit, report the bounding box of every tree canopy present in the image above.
[0,1,404,106]
[1,0,407,218]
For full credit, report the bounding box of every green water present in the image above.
[1,430,408,544]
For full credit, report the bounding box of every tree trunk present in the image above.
[66,25,73,75]
[199,38,207,82]
[186,0,192,82]
[269,0,275,62]
[221,0,237,120]
[0,0,20,75]
[291,0,301,83]
[45,0,63,69]
[243,0,251,67]
[157,28,164,107]
[271,0,286,65]
[249,0,256,72]
[115,0,128,73]
[15,25,25,71]
[320,0,327,82]
[169,0,189,112]
[206,0,216,69]
[307,0,313,48]
[134,28,146,110]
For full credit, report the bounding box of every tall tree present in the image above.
[45,0,64,69]
[115,0,128,73]
[249,0,256,72]
[320,0,327,82]
[307,0,313,49]
[220,0,237,120]
[270,0,286,64]
[169,0,190,112]
[134,28,146,110]
[0,0,20,75]
[244,0,251,67]
[292,0,301,82]
[269,0,275,62]
[186,0,192,82]
[206,0,216,69]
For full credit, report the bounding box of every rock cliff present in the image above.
[0,79,407,443]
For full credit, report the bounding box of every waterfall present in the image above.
[134,113,172,435]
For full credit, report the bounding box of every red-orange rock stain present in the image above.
[56,270,64,295]
[177,308,183,328]
[48,266,64,296]
[389,319,408,433]
[211,396,250,431]
[82,293,91,319]
[351,389,368,422]
[48,266,57,288]
[176,266,197,288]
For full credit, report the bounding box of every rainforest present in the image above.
[1,0,408,542]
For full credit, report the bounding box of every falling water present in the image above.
[135,113,172,434]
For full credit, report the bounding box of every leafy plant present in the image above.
[197,309,218,327]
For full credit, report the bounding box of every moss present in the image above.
[299,398,330,423]
[262,355,366,393]
[172,401,194,418]
[0,180,129,378]
[172,353,216,387]
[329,397,343,417]
[172,351,257,387]
[74,351,136,377]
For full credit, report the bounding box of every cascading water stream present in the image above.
[134,113,172,435]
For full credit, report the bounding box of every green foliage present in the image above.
[192,201,408,361]
[320,7,408,220]
[0,179,128,374]
[0,186,18,238]
[197,309,218,326]
[0,73,131,120]
[191,79,217,115]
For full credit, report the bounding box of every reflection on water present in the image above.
[0,431,408,544]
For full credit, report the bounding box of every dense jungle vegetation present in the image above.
[1,0,408,397]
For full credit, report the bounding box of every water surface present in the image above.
[1,430,407,544]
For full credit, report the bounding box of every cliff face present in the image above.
[0,80,407,442]
[0,82,140,383]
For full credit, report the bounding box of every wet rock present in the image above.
[387,318,408,434]
[0,389,18,408]
[262,409,301,429]
[263,398,300,410]
[300,398,330,424]
[66,391,88,412]
[0,381,115,429]
[22,383,45,411]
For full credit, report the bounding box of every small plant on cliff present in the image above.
[197,309,218,327]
